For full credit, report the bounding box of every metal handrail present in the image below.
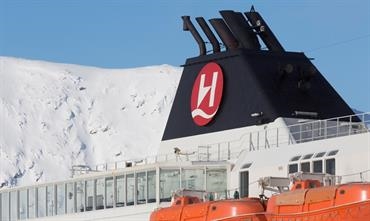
[91,112,369,172]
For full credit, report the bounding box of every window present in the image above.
[46,185,55,216]
[137,172,146,204]
[181,169,204,190]
[314,152,326,158]
[147,171,156,203]
[28,188,36,218]
[10,191,17,221]
[300,162,310,172]
[56,184,65,215]
[288,164,298,173]
[126,174,135,205]
[76,181,85,212]
[96,178,105,210]
[326,158,336,175]
[19,190,28,219]
[66,183,75,213]
[37,186,46,217]
[206,169,227,199]
[86,180,94,211]
[106,177,114,208]
[313,160,323,173]
[290,155,301,162]
[1,192,10,221]
[116,175,125,207]
[303,154,313,160]
[327,150,339,156]
[160,169,180,202]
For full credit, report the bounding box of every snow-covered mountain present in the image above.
[0,57,182,187]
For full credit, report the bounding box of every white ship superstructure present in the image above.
[1,7,369,221]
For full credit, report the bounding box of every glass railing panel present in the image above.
[66,182,75,213]
[147,171,156,203]
[206,168,227,199]
[76,181,85,212]
[19,189,27,219]
[116,175,125,207]
[86,180,94,211]
[160,169,180,202]
[1,192,10,221]
[28,188,36,219]
[106,177,114,208]
[137,172,146,204]
[126,174,135,206]
[96,178,105,210]
[46,185,55,216]
[56,184,65,215]
[37,186,46,218]
[10,191,17,221]
[181,169,204,190]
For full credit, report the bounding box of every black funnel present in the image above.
[182,16,206,56]
[245,11,284,52]
[196,17,220,53]
[220,10,260,50]
[209,18,239,50]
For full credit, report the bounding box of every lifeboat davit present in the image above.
[150,181,370,221]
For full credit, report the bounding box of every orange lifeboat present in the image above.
[150,181,370,221]
[266,181,370,221]
[150,190,266,221]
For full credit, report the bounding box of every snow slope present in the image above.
[0,57,182,187]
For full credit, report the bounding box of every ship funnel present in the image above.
[209,18,239,50]
[245,11,284,52]
[195,17,220,53]
[182,16,206,56]
[220,10,260,50]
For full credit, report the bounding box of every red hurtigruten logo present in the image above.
[191,62,223,126]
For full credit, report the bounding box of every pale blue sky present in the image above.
[0,0,369,111]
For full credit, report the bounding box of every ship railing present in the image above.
[201,112,370,159]
[340,169,370,183]
[288,113,370,144]
[92,112,369,172]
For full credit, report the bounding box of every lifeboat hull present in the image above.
[150,197,266,221]
[265,200,370,221]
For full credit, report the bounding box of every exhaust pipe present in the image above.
[182,16,206,56]
[244,11,284,52]
[220,10,260,50]
[209,18,239,50]
[195,17,220,53]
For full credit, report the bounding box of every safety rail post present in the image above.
[257,131,260,150]
[362,113,365,132]
[227,143,231,160]
[276,128,279,147]
[207,146,210,161]
[249,133,253,151]
[311,122,314,141]
[217,144,221,161]
[336,118,339,137]
[264,130,269,149]
[349,115,352,135]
